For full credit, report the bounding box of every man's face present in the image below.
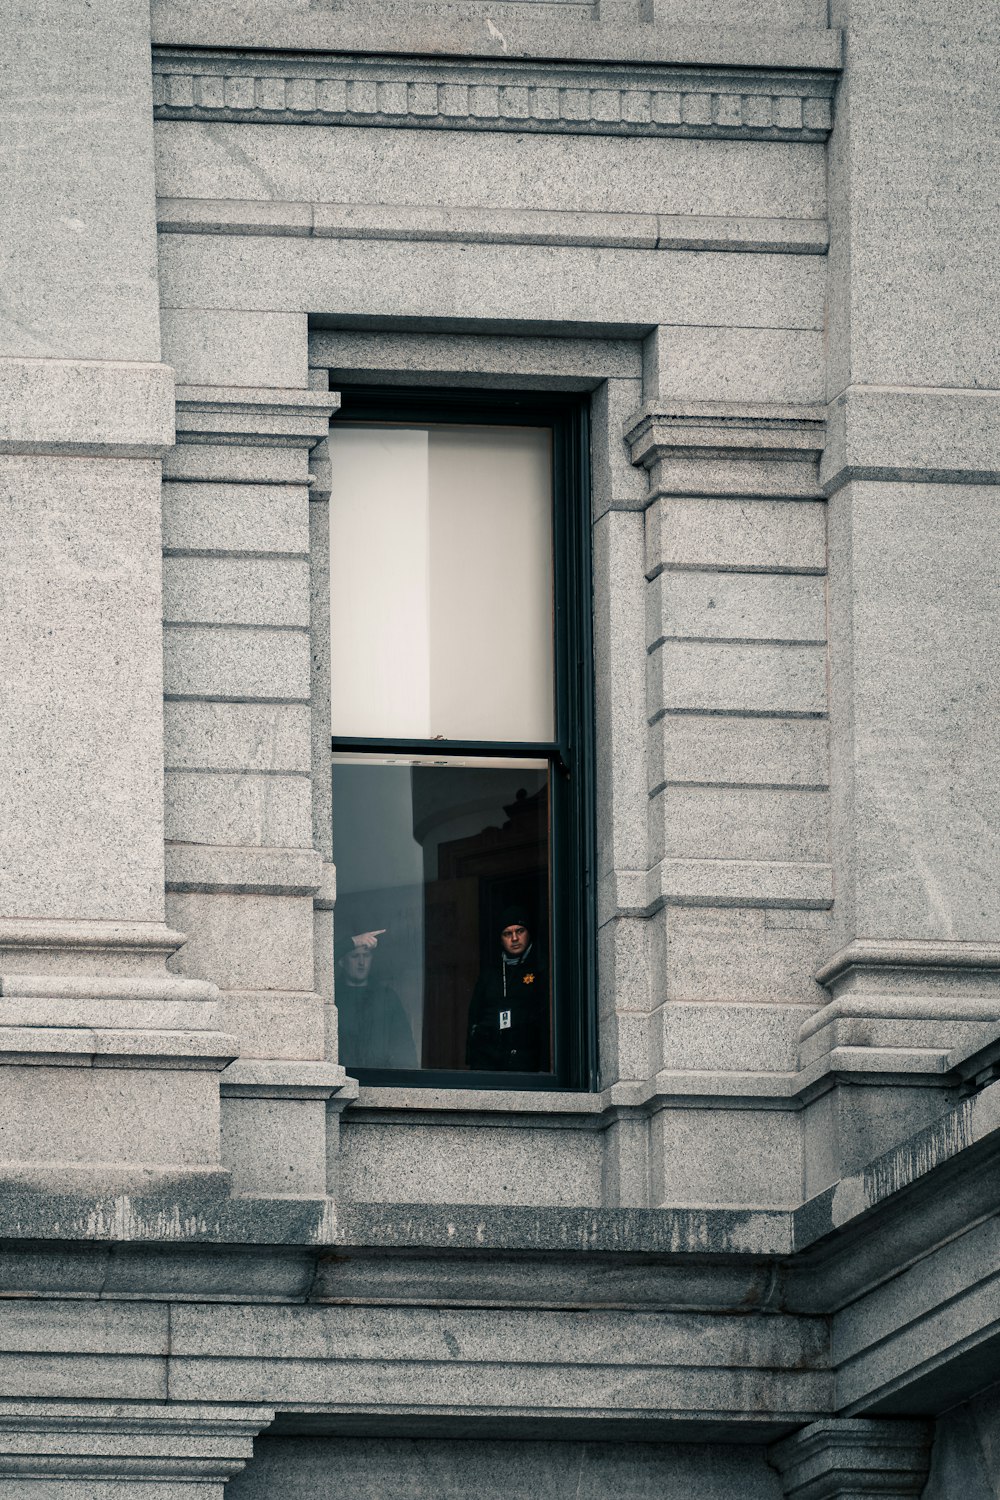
[500,923,530,957]
[343,945,373,983]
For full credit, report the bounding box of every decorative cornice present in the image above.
[152,49,834,142]
[816,937,1000,990]
[768,1418,932,1500]
[0,1401,274,1484]
[174,385,340,449]
[625,401,827,501]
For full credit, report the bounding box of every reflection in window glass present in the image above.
[328,424,555,742]
[332,756,552,1075]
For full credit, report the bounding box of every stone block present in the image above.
[163,557,311,628]
[163,441,310,485]
[827,480,1000,944]
[652,1105,802,1207]
[657,1001,806,1073]
[338,1121,603,1208]
[650,785,829,863]
[1,0,161,363]
[159,235,825,334]
[655,325,825,404]
[218,990,326,1061]
[164,701,312,773]
[653,714,828,790]
[646,497,826,576]
[660,906,831,1005]
[0,1064,220,1170]
[160,308,308,388]
[155,121,826,221]
[166,893,315,992]
[648,641,827,717]
[221,1095,328,1196]
[0,457,166,923]
[0,359,174,459]
[162,625,311,701]
[647,569,826,647]
[598,916,652,1017]
[164,771,312,848]
[162,482,310,555]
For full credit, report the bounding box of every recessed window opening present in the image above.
[329,388,593,1090]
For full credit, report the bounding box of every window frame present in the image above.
[329,385,596,1092]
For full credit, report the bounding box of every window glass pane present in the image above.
[332,755,553,1075]
[329,424,555,741]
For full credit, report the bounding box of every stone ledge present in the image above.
[0,358,175,458]
[158,198,828,255]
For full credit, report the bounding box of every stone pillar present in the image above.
[768,1419,932,1499]
[0,1400,273,1498]
[163,385,353,1197]
[0,0,235,1185]
[808,0,1000,1084]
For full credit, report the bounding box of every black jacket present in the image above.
[466,947,549,1073]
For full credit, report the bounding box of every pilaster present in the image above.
[163,383,352,1197]
[624,399,830,1208]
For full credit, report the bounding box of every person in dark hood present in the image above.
[465,905,549,1073]
[335,928,418,1071]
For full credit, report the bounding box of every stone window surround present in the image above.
[307,324,647,1118]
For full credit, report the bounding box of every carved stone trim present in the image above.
[174,385,340,450]
[625,400,827,500]
[152,50,834,142]
[0,1400,274,1484]
[816,937,1000,991]
[768,1418,932,1500]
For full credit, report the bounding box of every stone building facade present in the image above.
[1,0,999,1494]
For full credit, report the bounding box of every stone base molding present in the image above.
[769,1419,932,1499]
[0,1400,274,1496]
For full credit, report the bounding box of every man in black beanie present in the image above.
[465,905,549,1073]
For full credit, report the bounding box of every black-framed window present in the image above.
[328,387,594,1090]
